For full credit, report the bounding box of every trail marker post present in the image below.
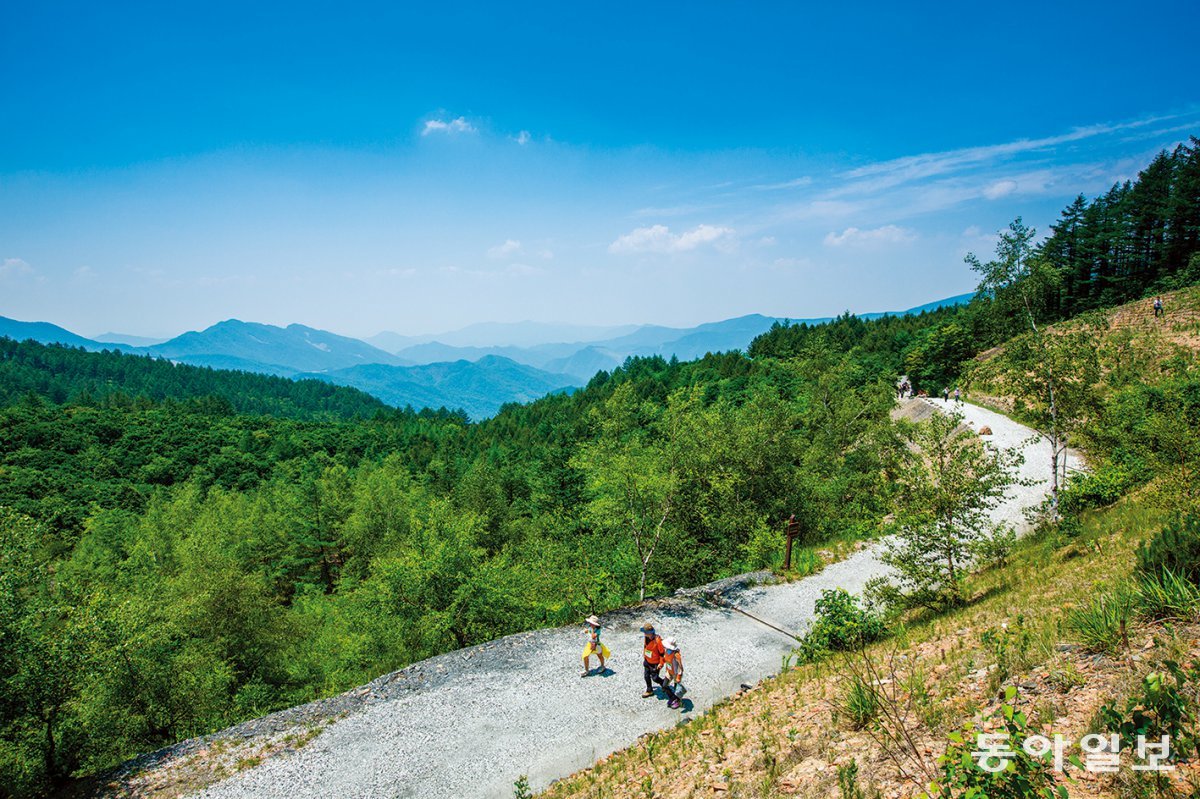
[783,514,798,571]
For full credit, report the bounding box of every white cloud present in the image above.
[608,224,736,255]
[823,225,917,248]
[514,130,531,145]
[487,239,522,259]
[983,179,1019,200]
[0,257,33,278]
[422,116,477,136]
[73,265,96,279]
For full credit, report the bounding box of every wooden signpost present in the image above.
[783,513,798,571]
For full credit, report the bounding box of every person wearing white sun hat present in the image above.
[581,614,609,677]
[661,637,684,708]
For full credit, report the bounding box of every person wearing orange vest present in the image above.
[640,621,679,705]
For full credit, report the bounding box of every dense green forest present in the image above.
[0,338,396,420]
[2,141,1200,798]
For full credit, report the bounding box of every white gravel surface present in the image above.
[191,399,1066,799]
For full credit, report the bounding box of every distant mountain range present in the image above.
[93,332,169,347]
[369,295,975,381]
[300,356,576,420]
[0,292,973,418]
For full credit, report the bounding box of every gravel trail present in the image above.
[190,399,1065,799]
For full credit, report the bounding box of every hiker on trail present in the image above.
[943,387,950,401]
[954,387,961,403]
[661,638,684,709]
[1155,296,1164,318]
[581,615,609,677]
[640,622,680,705]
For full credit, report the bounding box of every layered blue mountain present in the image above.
[93,332,169,347]
[302,356,576,420]
[147,320,411,375]
[367,321,638,351]
[0,316,129,352]
[376,297,974,380]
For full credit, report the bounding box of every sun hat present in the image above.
[662,637,678,651]
[586,615,601,627]
[640,621,655,632]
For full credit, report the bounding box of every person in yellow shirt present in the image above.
[581,615,610,677]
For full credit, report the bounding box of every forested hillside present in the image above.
[2,140,1199,798]
[0,338,392,420]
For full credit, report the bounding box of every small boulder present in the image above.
[978,425,993,435]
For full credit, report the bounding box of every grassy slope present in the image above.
[538,500,1192,799]
[538,290,1200,799]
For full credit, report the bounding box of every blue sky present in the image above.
[2,1,1198,338]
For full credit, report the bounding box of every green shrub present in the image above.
[1099,662,1199,757]
[1067,588,1132,654]
[794,589,885,663]
[1136,514,1200,584]
[932,687,1065,799]
[1059,462,1143,515]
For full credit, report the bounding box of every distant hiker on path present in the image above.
[943,387,950,401]
[954,387,961,403]
[661,637,684,709]
[1155,296,1164,317]
[640,622,680,705]
[581,615,609,677]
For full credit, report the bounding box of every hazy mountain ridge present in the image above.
[381,302,975,379]
[147,320,410,374]
[0,293,974,417]
[303,355,576,420]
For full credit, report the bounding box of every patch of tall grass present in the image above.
[1133,569,1200,621]
[841,673,879,730]
[1067,587,1133,654]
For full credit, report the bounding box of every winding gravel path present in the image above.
[191,399,1067,799]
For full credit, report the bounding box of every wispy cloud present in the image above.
[422,116,477,136]
[0,257,33,279]
[837,113,1184,195]
[824,225,916,248]
[609,224,736,255]
[751,176,813,191]
[632,203,718,218]
[513,130,531,145]
[487,239,522,259]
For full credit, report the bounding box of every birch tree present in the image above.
[883,409,1020,609]
[967,218,1098,516]
[572,383,679,601]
